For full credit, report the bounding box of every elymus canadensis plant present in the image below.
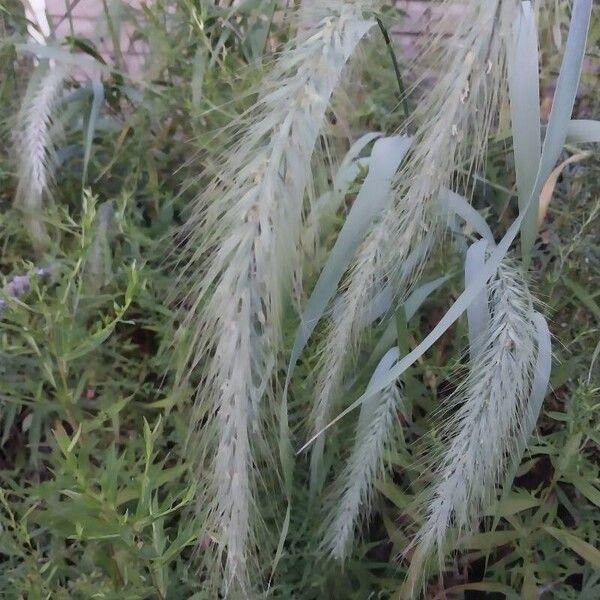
[5,0,600,597]
[404,256,551,594]
[175,1,381,593]
[13,62,65,251]
[173,0,597,596]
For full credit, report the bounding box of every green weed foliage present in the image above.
[0,1,599,598]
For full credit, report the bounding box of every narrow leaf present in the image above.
[82,79,104,184]
[465,240,490,359]
[508,0,542,263]
[287,136,411,378]
[524,312,553,436]
[567,119,600,143]
[544,526,600,569]
[440,189,495,244]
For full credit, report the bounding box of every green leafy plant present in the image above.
[1,0,599,598]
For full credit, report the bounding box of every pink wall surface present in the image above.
[45,0,147,76]
[40,1,453,78]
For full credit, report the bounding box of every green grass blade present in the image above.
[286,135,411,381]
[544,526,600,570]
[441,189,495,244]
[82,79,104,185]
[526,312,553,435]
[366,275,452,368]
[319,133,382,220]
[508,0,542,265]
[465,240,490,359]
[538,0,592,180]
[567,119,600,143]
[563,275,600,321]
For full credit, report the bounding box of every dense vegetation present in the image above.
[0,1,599,598]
